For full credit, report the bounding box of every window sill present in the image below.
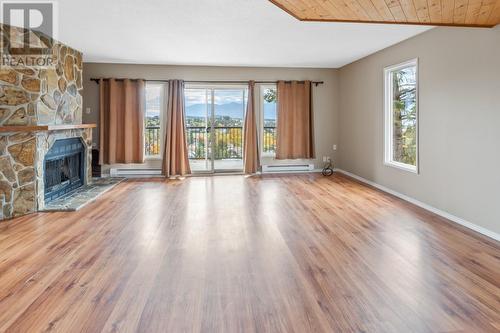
[384,161,418,174]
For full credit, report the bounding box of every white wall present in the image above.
[338,26,500,235]
[82,64,340,170]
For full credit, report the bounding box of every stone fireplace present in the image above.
[35,128,93,210]
[0,23,95,220]
[0,125,94,220]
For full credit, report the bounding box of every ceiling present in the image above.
[270,0,500,27]
[57,0,431,68]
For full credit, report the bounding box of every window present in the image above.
[261,85,277,156]
[184,85,247,172]
[144,84,164,158]
[384,59,418,173]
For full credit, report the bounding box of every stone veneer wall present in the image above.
[0,132,36,219]
[0,23,88,220]
[0,42,83,125]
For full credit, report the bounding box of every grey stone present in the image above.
[42,178,124,212]
[0,156,16,183]
[0,108,12,124]
[41,94,57,110]
[0,180,12,202]
[13,183,35,216]
[0,137,7,156]
[4,108,28,126]
[67,84,77,97]
[53,90,62,104]
[3,204,12,219]
[36,102,54,125]
[27,103,36,116]
[17,167,35,186]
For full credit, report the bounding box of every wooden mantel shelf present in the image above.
[0,124,97,133]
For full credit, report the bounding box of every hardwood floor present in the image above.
[0,173,499,332]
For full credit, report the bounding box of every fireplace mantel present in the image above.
[0,124,97,133]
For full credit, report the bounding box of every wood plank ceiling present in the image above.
[269,0,500,27]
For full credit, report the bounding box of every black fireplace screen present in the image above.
[44,138,85,202]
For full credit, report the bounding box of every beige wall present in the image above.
[82,27,500,235]
[338,26,500,235]
[82,64,339,170]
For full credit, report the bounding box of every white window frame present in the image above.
[384,58,419,174]
[260,84,277,158]
[144,82,166,160]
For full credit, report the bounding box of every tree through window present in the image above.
[262,86,277,156]
[384,60,418,172]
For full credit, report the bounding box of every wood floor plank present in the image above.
[0,174,498,332]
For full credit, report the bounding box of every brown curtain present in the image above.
[99,78,145,164]
[243,81,260,174]
[276,80,314,159]
[162,80,191,177]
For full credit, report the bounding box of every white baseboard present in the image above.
[335,169,500,243]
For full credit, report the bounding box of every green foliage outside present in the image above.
[264,89,276,103]
[392,68,417,166]
[186,116,243,159]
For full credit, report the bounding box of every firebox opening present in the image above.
[44,138,86,202]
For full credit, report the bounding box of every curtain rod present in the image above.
[90,78,324,86]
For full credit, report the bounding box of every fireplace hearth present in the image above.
[44,138,86,202]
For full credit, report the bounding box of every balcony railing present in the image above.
[145,126,277,158]
[263,127,276,154]
[145,126,161,156]
[186,127,243,160]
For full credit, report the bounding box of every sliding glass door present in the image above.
[185,86,247,173]
[212,89,246,171]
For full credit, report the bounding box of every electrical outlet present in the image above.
[333,144,337,151]
[85,107,92,114]
[323,156,327,162]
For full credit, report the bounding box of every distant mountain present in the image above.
[146,97,277,120]
[186,102,244,119]
[187,102,276,120]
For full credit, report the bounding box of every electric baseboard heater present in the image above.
[262,164,314,173]
[110,168,162,177]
